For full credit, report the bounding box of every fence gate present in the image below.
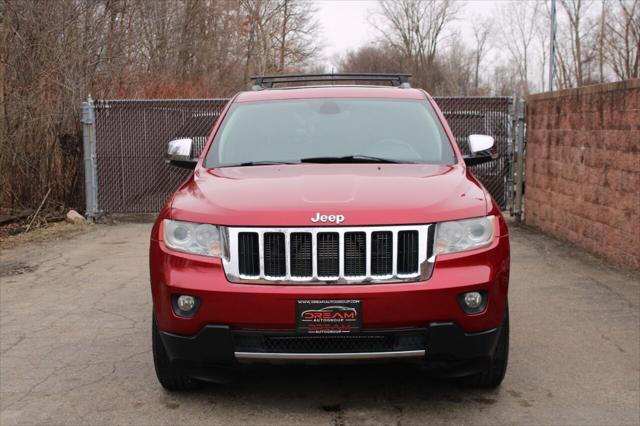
[84,97,522,216]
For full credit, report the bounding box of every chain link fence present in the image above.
[91,99,227,213]
[436,97,516,209]
[85,96,520,215]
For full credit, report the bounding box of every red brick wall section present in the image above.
[525,79,640,270]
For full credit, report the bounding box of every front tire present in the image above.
[464,305,509,388]
[152,314,202,391]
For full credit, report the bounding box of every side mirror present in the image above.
[464,134,495,166]
[468,134,494,154]
[167,138,196,169]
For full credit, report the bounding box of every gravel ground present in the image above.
[1,221,638,425]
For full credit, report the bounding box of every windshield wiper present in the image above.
[216,160,300,168]
[299,155,405,164]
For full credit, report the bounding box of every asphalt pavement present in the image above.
[1,222,638,425]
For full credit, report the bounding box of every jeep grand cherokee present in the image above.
[150,73,510,390]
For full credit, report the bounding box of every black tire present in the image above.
[152,314,202,391]
[464,305,509,388]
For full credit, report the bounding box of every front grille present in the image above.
[234,331,426,353]
[230,225,433,284]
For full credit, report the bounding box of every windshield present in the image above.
[204,98,456,167]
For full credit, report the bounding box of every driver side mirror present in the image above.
[464,134,495,166]
[167,138,197,169]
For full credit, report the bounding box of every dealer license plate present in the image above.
[296,300,362,334]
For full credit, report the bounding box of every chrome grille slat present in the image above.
[227,225,433,285]
[338,232,345,279]
[391,229,398,277]
[257,230,264,278]
[365,230,372,278]
[311,231,318,280]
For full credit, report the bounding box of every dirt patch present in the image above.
[0,260,37,277]
[0,221,93,250]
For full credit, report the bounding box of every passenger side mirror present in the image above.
[464,134,495,166]
[167,138,197,169]
[468,134,494,154]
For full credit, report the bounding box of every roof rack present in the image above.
[249,73,412,90]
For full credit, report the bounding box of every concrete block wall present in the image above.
[525,79,640,270]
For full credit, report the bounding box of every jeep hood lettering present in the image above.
[170,164,488,226]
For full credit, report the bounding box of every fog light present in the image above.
[458,291,487,314]
[464,292,483,309]
[177,295,196,312]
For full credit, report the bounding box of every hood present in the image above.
[170,164,488,226]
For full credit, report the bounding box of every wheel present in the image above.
[464,304,509,388]
[152,313,202,391]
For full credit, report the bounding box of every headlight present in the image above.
[163,219,222,257]
[435,216,496,255]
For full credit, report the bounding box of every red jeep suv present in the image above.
[149,74,510,390]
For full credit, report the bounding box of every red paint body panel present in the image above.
[150,85,510,340]
[150,233,509,336]
[171,164,487,226]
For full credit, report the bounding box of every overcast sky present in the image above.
[315,0,502,70]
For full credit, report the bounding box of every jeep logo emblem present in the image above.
[311,212,345,224]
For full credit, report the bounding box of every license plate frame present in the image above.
[296,299,362,334]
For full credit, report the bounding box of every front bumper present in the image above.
[151,226,509,380]
[150,233,510,336]
[159,322,501,364]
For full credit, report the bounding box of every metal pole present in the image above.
[82,95,98,222]
[548,0,557,91]
[507,95,517,216]
[513,99,526,222]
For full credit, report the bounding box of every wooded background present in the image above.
[0,0,638,214]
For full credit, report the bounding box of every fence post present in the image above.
[82,95,98,222]
[513,99,526,223]
[507,95,516,215]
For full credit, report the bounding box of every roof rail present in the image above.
[249,73,412,90]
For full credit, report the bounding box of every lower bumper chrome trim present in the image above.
[234,349,426,360]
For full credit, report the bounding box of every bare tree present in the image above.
[435,34,474,95]
[603,0,640,80]
[373,0,458,89]
[558,0,598,86]
[498,1,542,95]
[240,0,319,78]
[533,7,550,91]
[0,0,8,173]
[338,45,404,74]
[274,0,320,72]
[0,0,322,212]
[471,18,492,93]
[598,0,606,82]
